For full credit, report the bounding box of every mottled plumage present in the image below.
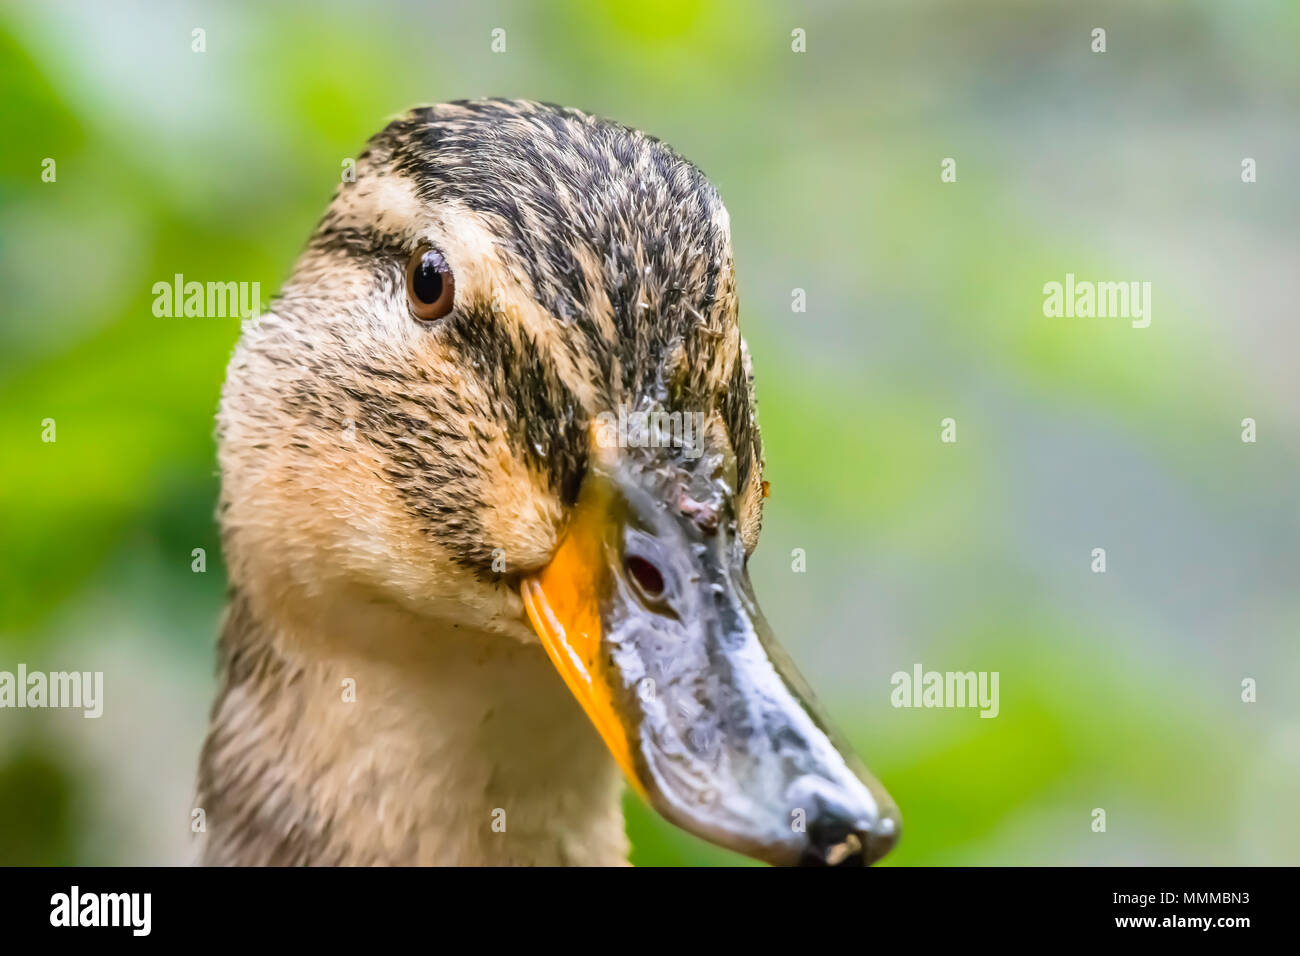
[198,100,767,865]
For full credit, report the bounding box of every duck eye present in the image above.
[405,246,455,321]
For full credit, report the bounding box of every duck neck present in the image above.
[198,589,628,865]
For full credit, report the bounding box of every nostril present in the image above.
[625,555,665,600]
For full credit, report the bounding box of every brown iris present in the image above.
[405,246,455,321]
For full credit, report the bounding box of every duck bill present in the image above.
[521,450,900,866]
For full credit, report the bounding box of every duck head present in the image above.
[219,99,899,865]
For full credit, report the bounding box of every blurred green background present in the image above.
[2,0,1298,865]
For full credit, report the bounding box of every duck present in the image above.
[197,99,900,866]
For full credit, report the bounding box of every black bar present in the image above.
[0,866,1283,942]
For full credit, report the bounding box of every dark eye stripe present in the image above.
[438,304,588,505]
[307,221,407,262]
